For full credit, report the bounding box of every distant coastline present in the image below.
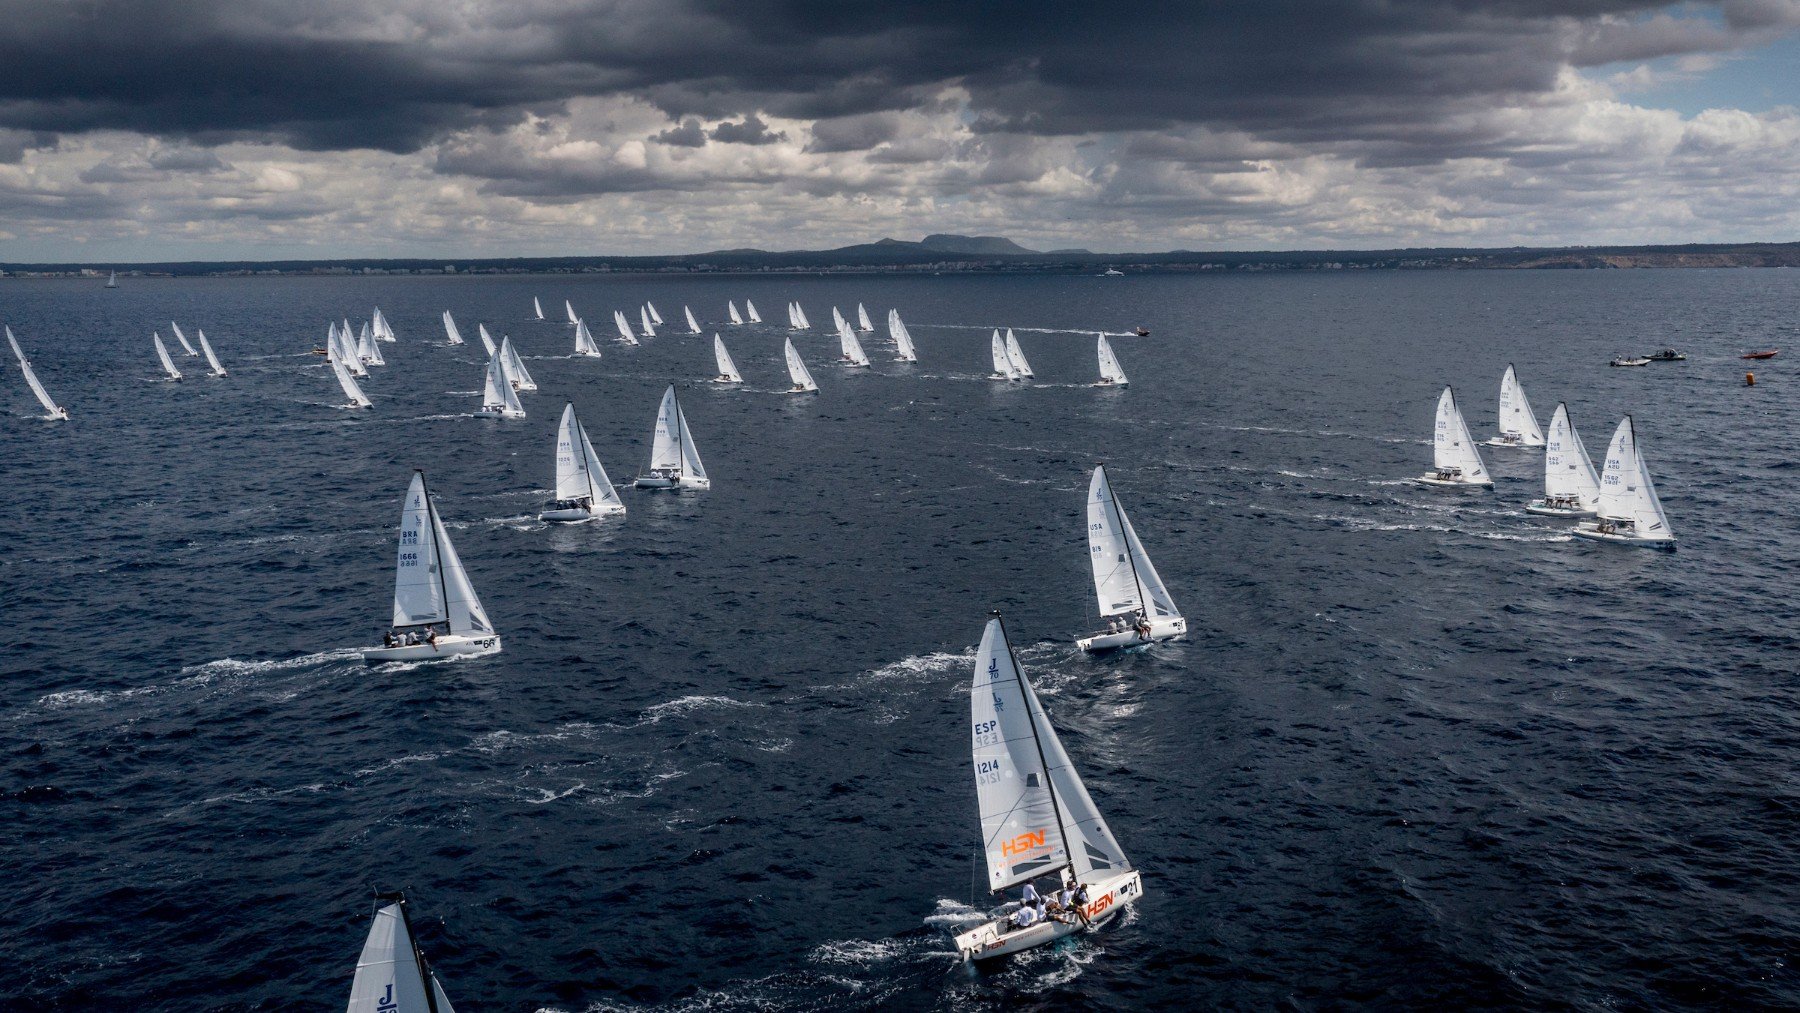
[6,233,1799,279]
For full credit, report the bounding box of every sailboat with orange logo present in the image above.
[952,613,1143,961]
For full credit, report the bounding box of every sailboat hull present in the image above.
[1485,435,1545,448]
[1524,501,1595,517]
[954,870,1143,962]
[1415,474,1492,488]
[363,633,501,663]
[1077,616,1186,652]
[480,406,526,419]
[634,475,711,490]
[1092,379,1127,388]
[1571,524,1676,550]
[539,503,624,522]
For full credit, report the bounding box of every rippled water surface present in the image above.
[6,269,1800,1010]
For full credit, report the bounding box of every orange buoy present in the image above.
[1746,371,1756,386]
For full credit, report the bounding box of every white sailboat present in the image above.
[573,319,602,357]
[831,306,848,334]
[345,893,459,1013]
[953,614,1144,962]
[712,334,743,383]
[634,385,710,489]
[1076,465,1186,650]
[499,336,536,391]
[787,302,800,329]
[359,323,386,367]
[639,305,657,338]
[1004,329,1034,378]
[153,333,183,381]
[331,349,373,409]
[336,325,369,377]
[534,296,545,321]
[838,320,870,367]
[857,303,874,332]
[7,327,68,419]
[479,352,525,418]
[441,310,464,346]
[475,323,497,357]
[1095,334,1128,386]
[613,310,639,345]
[566,299,579,325]
[1526,403,1601,517]
[728,301,744,325]
[1572,416,1675,549]
[990,330,1020,380]
[746,300,762,323]
[198,329,228,377]
[364,470,502,661]
[785,337,818,393]
[170,321,199,356]
[685,306,702,334]
[1417,386,1491,487]
[540,403,626,522]
[889,309,917,362]
[373,308,396,342]
[1487,363,1545,447]
[646,302,664,326]
[105,270,118,289]
[795,303,810,329]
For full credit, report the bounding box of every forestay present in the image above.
[1433,387,1487,480]
[784,338,817,391]
[1596,416,1673,539]
[1497,364,1545,444]
[346,900,458,1013]
[1087,465,1179,620]
[391,472,494,636]
[713,334,742,382]
[1544,403,1601,508]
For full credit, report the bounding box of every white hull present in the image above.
[955,871,1142,962]
[480,406,526,419]
[1524,501,1595,517]
[1416,473,1492,488]
[538,503,623,522]
[788,387,817,395]
[1571,525,1675,550]
[634,475,711,490]
[1077,616,1185,652]
[363,633,501,663]
[1484,436,1545,448]
[712,376,740,384]
[1092,379,1127,388]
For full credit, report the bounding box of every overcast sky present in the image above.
[1,1,1798,261]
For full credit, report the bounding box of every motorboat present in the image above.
[1609,356,1650,367]
[1742,349,1779,360]
[1646,349,1686,361]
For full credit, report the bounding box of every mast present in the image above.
[1100,464,1149,619]
[418,470,451,632]
[994,611,1073,889]
[672,387,687,477]
[379,892,443,1013]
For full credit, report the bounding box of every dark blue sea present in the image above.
[5,269,1800,1010]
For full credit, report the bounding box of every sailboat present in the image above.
[344,893,459,1012]
[613,310,639,345]
[335,325,369,377]
[105,270,118,289]
[358,323,386,367]
[7,327,68,419]
[785,337,818,393]
[1487,364,1545,447]
[573,319,602,357]
[1572,417,1675,549]
[566,299,579,325]
[373,308,396,342]
[787,302,800,329]
[685,306,702,334]
[499,336,536,391]
[889,309,917,362]
[540,403,626,522]
[441,310,465,346]
[170,321,199,356]
[728,301,744,325]
[331,349,373,408]
[953,613,1144,962]
[1095,334,1128,386]
[364,470,502,661]
[198,329,228,377]
[639,305,657,338]
[153,333,183,381]
[746,300,762,324]
[1417,386,1491,487]
[646,302,664,326]
[838,320,870,367]
[479,352,525,418]
[1526,403,1601,516]
[1076,465,1186,650]
[476,323,497,357]
[712,334,743,383]
[534,296,545,321]
[634,385,710,489]
[990,331,1020,380]
[857,303,874,332]
[1004,329,1033,378]
[831,306,848,334]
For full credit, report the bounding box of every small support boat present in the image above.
[1609,356,1650,367]
[1132,326,1150,336]
[1646,349,1686,361]
[1742,349,1779,360]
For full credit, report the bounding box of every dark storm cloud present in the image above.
[709,114,784,145]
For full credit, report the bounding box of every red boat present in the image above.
[1742,349,1779,360]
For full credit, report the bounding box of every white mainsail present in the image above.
[199,329,228,376]
[713,334,742,382]
[838,321,870,366]
[1004,329,1033,378]
[1096,334,1128,385]
[332,353,372,408]
[746,300,762,323]
[785,337,817,392]
[646,302,663,325]
[795,303,810,329]
[1087,465,1179,621]
[832,306,848,333]
[336,326,369,376]
[391,471,494,636]
[476,323,497,357]
[106,270,117,288]
[1432,386,1489,483]
[154,333,183,380]
[441,310,464,346]
[373,308,395,342]
[888,310,917,362]
[639,306,657,338]
[534,296,545,321]
[566,299,578,325]
[728,301,744,325]
[345,898,459,1013]
[573,318,602,357]
[1594,416,1674,541]
[648,385,708,482]
[499,336,536,391]
[613,310,638,345]
[857,303,874,331]
[482,352,524,417]
[171,321,198,356]
[787,302,800,329]
[7,327,66,418]
[685,306,702,334]
[1543,403,1601,510]
[554,403,624,512]
[972,616,1131,891]
[358,323,385,366]
[991,331,1019,379]
[1496,364,1546,446]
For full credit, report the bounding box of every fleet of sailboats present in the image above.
[785,337,818,393]
[1572,416,1675,549]
[712,335,742,383]
[7,327,68,419]
[345,893,458,1012]
[540,403,626,522]
[1076,465,1186,650]
[634,385,709,489]
[1418,386,1491,487]
[364,470,501,661]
